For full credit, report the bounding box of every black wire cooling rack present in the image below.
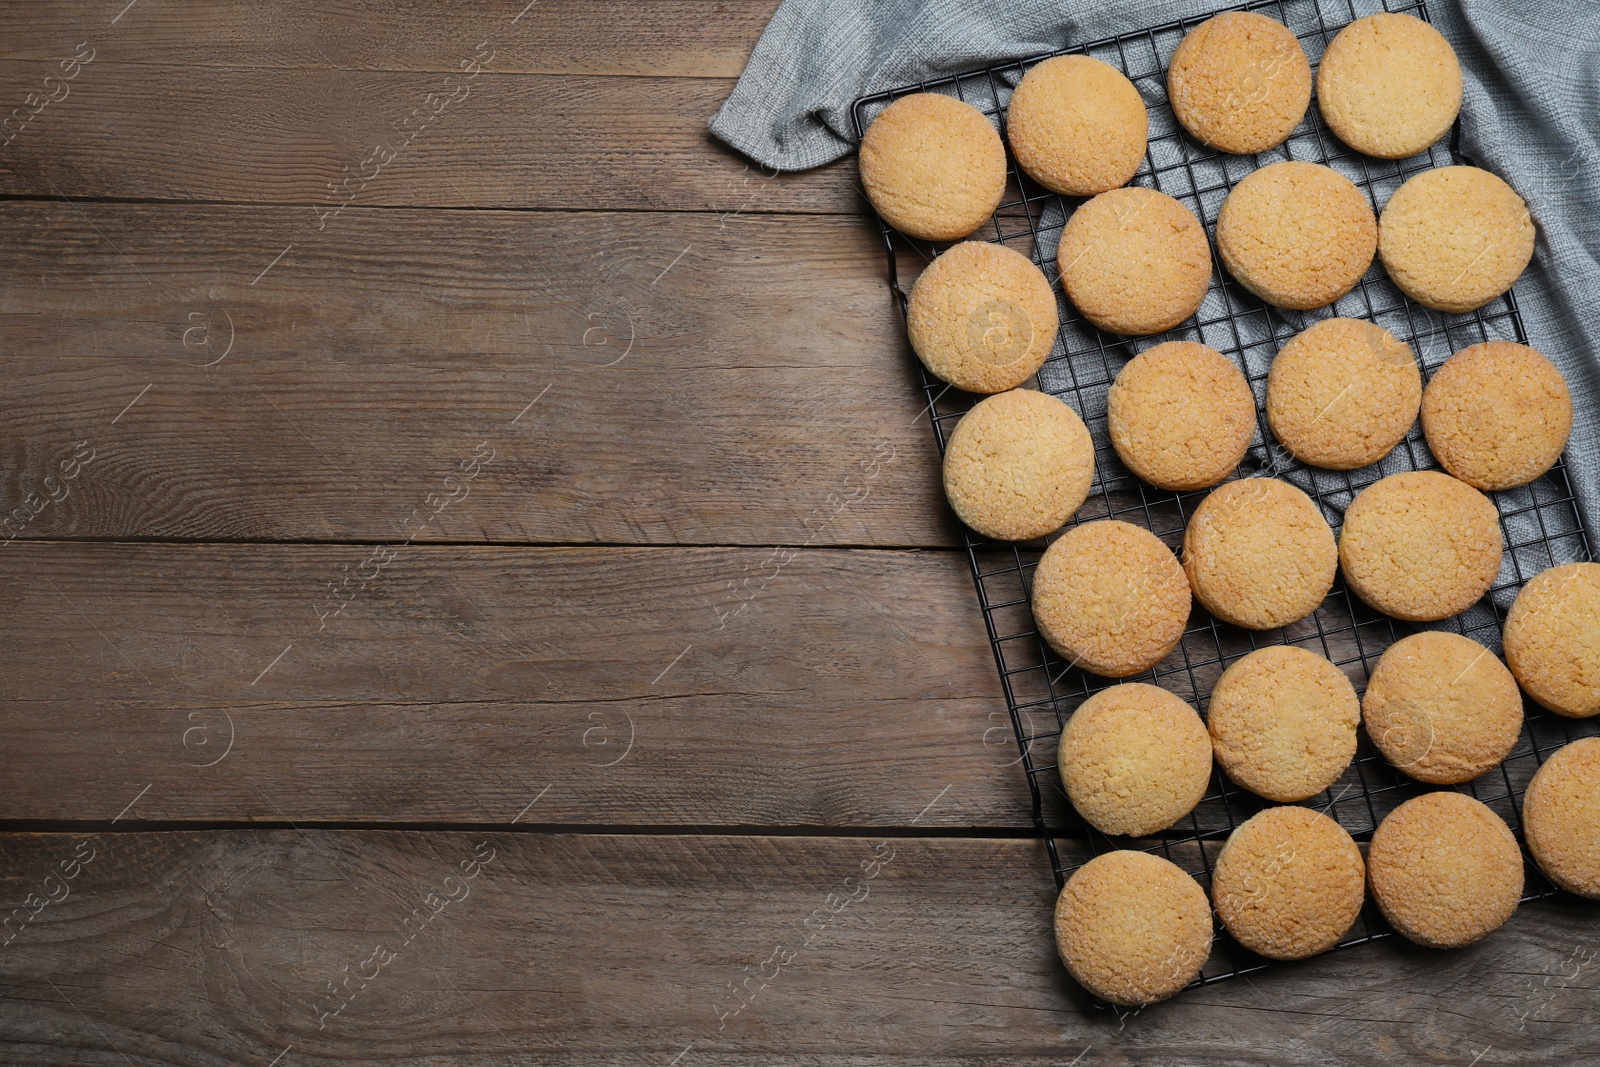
[853,0,1599,988]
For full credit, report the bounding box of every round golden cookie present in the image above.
[1057,186,1211,336]
[1367,791,1523,948]
[1108,341,1255,491]
[1054,850,1213,1006]
[1338,471,1502,622]
[1208,646,1359,802]
[859,93,1007,242]
[1167,11,1312,154]
[906,241,1059,394]
[1362,631,1523,784]
[1032,520,1192,678]
[1316,12,1462,160]
[943,389,1095,541]
[1182,478,1336,630]
[1211,805,1365,960]
[1378,166,1535,314]
[1421,342,1572,491]
[1265,318,1421,470]
[1503,562,1600,719]
[1007,55,1148,196]
[1522,737,1600,898]
[1216,161,1377,311]
[1058,683,1213,836]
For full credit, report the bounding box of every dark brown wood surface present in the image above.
[0,541,1023,826]
[0,202,950,546]
[3,832,1596,1065]
[0,0,775,76]
[0,0,860,212]
[2,2,1594,1064]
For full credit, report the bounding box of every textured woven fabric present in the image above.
[710,0,1600,543]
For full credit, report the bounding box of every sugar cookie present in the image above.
[1058,186,1211,335]
[1367,791,1522,948]
[943,389,1095,541]
[1208,645,1359,802]
[1108,341,1255,491]
[1168,11,1311,154]
[1058,682,1212,836]
[859,93,1007,241]
[1054,850,1212,1006]
[1211,805,1364,959]
[907,241,1059,393]
[1362,631,1523,784]
[1216,161,1376,310]
[1422,341,1572,491]
[1503,562,1600,719]
[1182,478,1336,630]
[1008,54,1148,196]
[1378,166,1534,313]
[1032,520,1192,677]
[1266,318,1420,470]
[1522,737,1600,899]
[1317,12,1462,159]
[1338,471,1502,622]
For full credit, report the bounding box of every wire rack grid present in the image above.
[852,0,1599,988]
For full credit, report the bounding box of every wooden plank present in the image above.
[2,830,1595,1064]
[0,541,1029,826]
[0,0,777,78]
[0,48,859,211]
[0,202,950,547]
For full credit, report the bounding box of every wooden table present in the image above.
[1,3,1595,1063]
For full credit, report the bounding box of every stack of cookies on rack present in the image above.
[860,9,1599,1008]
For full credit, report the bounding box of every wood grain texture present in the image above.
[0,541,1029,826]
[0,36,859,211]
[3,830,1596,1065]
[5,0,1577,1050]
[0,0,777,77]
[0,202,953,546]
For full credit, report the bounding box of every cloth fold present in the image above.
[710,0,1600,540]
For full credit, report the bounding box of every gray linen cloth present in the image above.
[710,0,1600,549]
